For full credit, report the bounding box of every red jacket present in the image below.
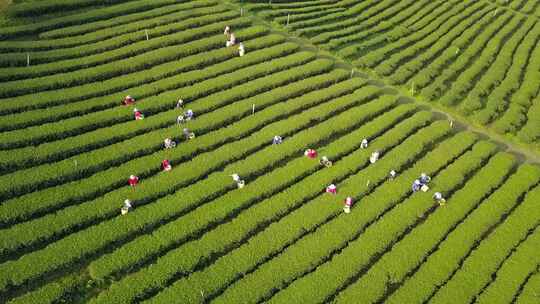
[128,176,139,186]
[305,149,317,159]
[162,160,171,171]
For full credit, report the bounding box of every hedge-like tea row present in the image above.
[0,2,222,68]
[492,30,540,134]
[0,40,308,153]
[353,1,481,68]
[0,53,321,202]
[515,271,540,304]
[7,0,136,17]
[0,70,347,235]
[468,22,540,124]
[93,119,464,304]
[406,13,509,92]
[306,0,416,45]
[387,5,497,85]
[141,123,465,304]
[6,275,81,304]
[290,0,394,36]
[436,15,524,107]
[0,73,363,259]
[0,18,253,97]
[330,151,514,304]
[0,79,389,294]
[386,163,540,304]
[475,227,540,304]
[456,17,534,115]
[88,104,426,282]
[0,28,274,118]
[0,35,288,134]
[39,0,217,39]
[338,0,464,60]
[83,94,403,301]
[273,145,518,304]
[272,8,347,26]
[418,11,513,99]
[0,71,352,227]
[0,37,293,171]
[245,0,344,13]
[374,4,491,78]
[37,78,371,303]
[322,0,430,51]
[0,7,234,77]
[257,3,341,20]
[0,0,191,39]
[429,185,540,303]
[214,141,497,304]
[517,100,540,143]
[336,0,460,59]
[0,1,216,52]
[0,56,329,229]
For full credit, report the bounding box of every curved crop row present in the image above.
[273,146,518,304]
[140,123,466,304]
[323,0,434,52]
[40,105,420,304]
[473,22,540,125]
[329,151,514,304]
[386,163,540,304]
[0,70,352,229]
[429,185,540,304]
[0,26,265,116]
[0,1,215,53]
[0,0,189,40]
[291,0,396,37]
[94,122,469,304]
[214,140,497,304]
[338,0,466,61]
[353,1,482,68]
[308,0,432,46]
[0,18,252,97]
[0,33,301,155]
[0,79,390,295]
[475,227,540,304]
[7,0,135,18]
[0,35,287,134]
[517,98,540,143]
[418,12,513,100]
[8,79,381,304]
[387,5,497,85]
[38,0,216,40]
[515,271,540,304]
[88,104,426,282]
[0,37,291,171]
[0,52,321,203]
[492,32,540,134]
[402,9,507,91]
[0,4,229,75]
[7,275,81,304]
[0,58,334,253]
[375,5,492,79]
[457,18,535,115]
[272,8,347,26]
[2,73,347,255]
[436,15,525,108]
